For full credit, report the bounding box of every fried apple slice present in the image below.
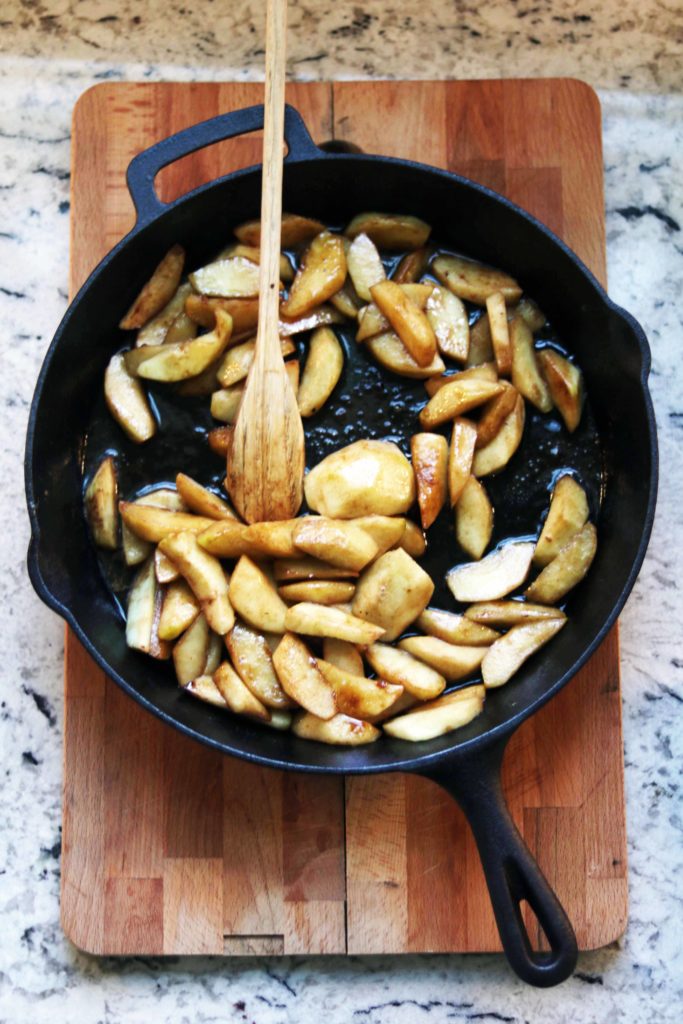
[104,353,157,443]
[472,393,525,477]
[510,317,553,412]
[356,284,434,342]
[370,280,437,367]
[240,519,299,559]
[447,541,535,602]
[397,519,426,557]
[525,523,597,604]
[209,360,299,423]
[486,290,512,376]
[345,212,431,250]
[216,336,294,388]
[482,619,566,688]
[120,502,214,543]
[368,689,420,724]
[293,712,379,745]
[165,309,198,345]
[466,313,495,366]
[393,246,431,284]
[297,326,344,417]
[456,476,493,559]
[272,633,336,718]
[366,331,446,379]
[189,256,261,298]
[278,580,356,605]
[158,580,200,641]
[173,612,211,684]
[426,286,470,363]
[281,231,347,318]
[205,631,224,675]
[284,603,385,645]
[347,232,386,302]
[229,555,288,632]
[225,243,294,282]
[366,643,446,700]
[293,517,379,571]
[514,296,546,333]
[207,425,233,458]
[329,280,363,320]
[353,548,434,641]
[159,532,234,635]
[235,211,326,248]
[476,383,519,449]
[182,673,228,708]
[273,556,359,582]
[121,487,186,565]
[279,304,344,336]
[411,433,448,529]
[185,294,259,334]
[225,622,294,709]
[351,515,406,556]
[196,520,251,559]
[417,607,499,646]
[419,378,503,429]
[383,686,485,741]
[134,309,233,382]
[448,417,478,506]
[538,349,584,432]
[214,661,271,722]
[317,658,403,719]
[154,547,179,584]
[136,282,193,347]
[84,456,118,549]
[465,600,567,626]
[120,244,185,329]
[322,637,364,676]
[534,476,589,567]
[175,473,237,521]
[398,636,486,682]
[126,558,170,659]
[305,439,415,518]
[424,363,499,397]
[433,253,522,306]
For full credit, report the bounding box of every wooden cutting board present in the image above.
[63,80,627,956]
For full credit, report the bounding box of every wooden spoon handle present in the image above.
[257,0,288,368]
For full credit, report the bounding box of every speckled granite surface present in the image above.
[1,0,682,1020]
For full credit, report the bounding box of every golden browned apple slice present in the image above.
[368,689,420,724]
[120,502,215,543]
[353,548,434,641]
[293,711,380,745]
[370,280,437,367]
[125,558,170,659]
[182,674,228,708]
[397,519,427,557]
[278,580,356,606]
[84,456,118,550]
[297,326,344,417]
[173,612,211,684]
[329,280,363,320]
[272,633,336,719]
[305,439,416,518]
[136,282,193,347]
[433,253,522,306]
[154,547,179,584]
[185,294,259,334]
[284,602,385,645]
[228,555,289,632]
[472,393,525,477]
[159,532,234,635]
[424,363,499,397]
[513,296,546,332]
[189,256,261,298]
[196,519,251,559]
[204,631,224,675]
[213,660,271,722]
[322,637,365,676]
[226,622,295,709]
[234,211,325,248]
[393,246,431,283]
[448,417,478,506]
[486,290,512,376]
[534,475,589,567]
[134,309,234,382]
[217,336,294,388]
[210,361,298,422]
[293,517,379,571]
[465,600,566,626]
[426,285,470,363]
[158,580,200,641]
[273,556,359,582]
[383,686,485,741]
[207,425,233,458]
[346,232,386,301]
[420,378,503,429]
[475,382,519,449]
[175,473,237,521]
[353,515,407,556]
[120,244,185,329]
[279,304,344,336]
[526,523,597,604]
[345,212,431,249]
[365,643,446,700]
[456,476,493,559]
[121,487,187,566]
[411,432,448,530]
[482,618,566,687]
[447,541,535,602]
[281,231,347,318]
[356,284,434,342]
[417,607,499,646]
[366,331,446,379]
[223,243,294,283]
[538,349,585,432]
[398,636,486,682]
[466,313,495,366]
[316,658,403,719]
[510,317,553,412]
[165,309,198,345]
[104,353,157,443]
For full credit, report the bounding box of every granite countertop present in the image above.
[1,0,682,1021]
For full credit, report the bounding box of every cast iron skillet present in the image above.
[25,105,657,986]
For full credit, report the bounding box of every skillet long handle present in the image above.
[422,740,578,987]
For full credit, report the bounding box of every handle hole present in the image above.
[519,898,553,956]
[154,136,289,206]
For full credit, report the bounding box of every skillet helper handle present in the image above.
[126,104,321,226]
[423,740,578,987]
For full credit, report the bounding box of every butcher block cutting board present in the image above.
[63,79,628,956]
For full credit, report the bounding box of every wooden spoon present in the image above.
[226,0,305,523]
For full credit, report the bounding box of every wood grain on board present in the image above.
[63,79,626,956]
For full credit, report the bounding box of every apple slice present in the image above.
[538,349,584,432]
[365,643,446,700]
[447,541,535,602]
[472,392,525,477]
[411,433,449,529]
[525,523,597,604]
[272,633,336,719]
[293,712,380,746]
[455,476,493,559]
[417,607,499,646]
[383,686,485,741]
[534,475,589,567]
[482,618,566,688]
[398,636,486,682]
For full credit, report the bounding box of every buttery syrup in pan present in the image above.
[82,247,604,650]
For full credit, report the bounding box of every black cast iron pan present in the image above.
[25,105,657,986]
